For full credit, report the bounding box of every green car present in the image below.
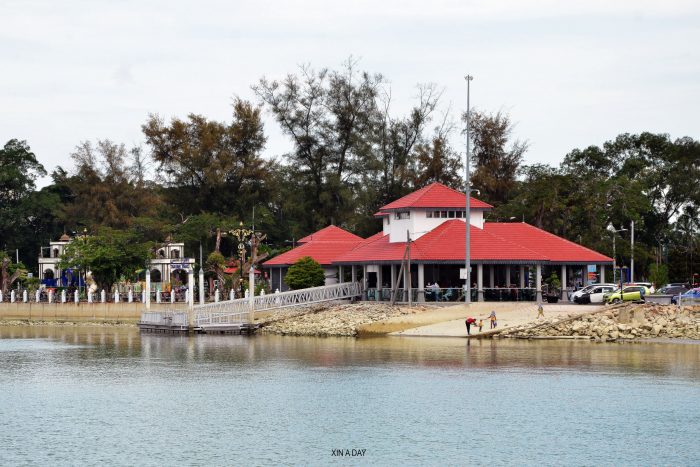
[605,286,651,304]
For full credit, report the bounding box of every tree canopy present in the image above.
[2,60,699,285]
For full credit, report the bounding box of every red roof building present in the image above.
[263,182,613,301]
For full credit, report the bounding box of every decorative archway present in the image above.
[170,269,188,285]
[150,269,162,282]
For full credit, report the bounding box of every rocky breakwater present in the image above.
[496,303,700,341]
[259,303,426,337]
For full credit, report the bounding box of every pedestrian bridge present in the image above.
[138,281,362,333]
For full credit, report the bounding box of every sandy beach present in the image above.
[387,302,601,337]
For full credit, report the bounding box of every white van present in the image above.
[570,283,617,303]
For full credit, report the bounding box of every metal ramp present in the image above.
[194,281,362,331]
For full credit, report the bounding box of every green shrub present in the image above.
[648,264,669,289]
[284,256,325,290]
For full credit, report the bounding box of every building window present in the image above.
[440,211,447,218]
[394,211,410,220]
[426,211,433,218]
[456,211,463,218]
[448,211,455,218]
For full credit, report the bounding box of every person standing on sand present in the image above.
[537,303,544,319]
[465,317,477,335]
[478,319,484,332]
[489,310,497,329]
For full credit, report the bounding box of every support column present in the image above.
[248,266,255,324]
[338,265,344,283]
[351,265,357,283]
[489,265,495,288]
[199,267,205,305]
[536,264,542,302]
[145,269,151,310]
[376,266,383,290]
[561,264,567,299]
[362,265,368,291]
[402,265,408,302]
[279,267,284,291]
[477,264,484,302]
[505,266,511,288]
[519,265,525,289]
[390,264,397,290]
[417,264,425,303]
[188,270,195,309]
[600,265,606,283]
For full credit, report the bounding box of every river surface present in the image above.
[1,326,699,466]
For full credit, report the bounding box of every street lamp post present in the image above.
[464,74,473,304]
[610,226,628,285]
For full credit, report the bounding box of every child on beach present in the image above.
[489,311,497,329]
[478,319,484,332]
[537,303,544,319]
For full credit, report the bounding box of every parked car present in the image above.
[655,285,688,305]
[656,285,688,296]
[604,285,651,304]
[574,285,617,304]
[570,283,617,303]
[674,287,700,304]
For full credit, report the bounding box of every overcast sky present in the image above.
[2,0,699,187]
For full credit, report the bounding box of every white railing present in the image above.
[140,311,189,327]
[194,282,362,326]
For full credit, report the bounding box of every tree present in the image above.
[60,228,151,291]
[463,111,527,206]
[284,256,325,290]
[56,139,162,230]
[1,253,27,296]
[0,139,47,251]
[411,120,463,189]
[648,264,669,289]
[142,98,268,217]
[254,60,382,231]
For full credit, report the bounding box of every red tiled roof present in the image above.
[379,182,492,211]
[297,225,363,244]
[484,223,613,263]
[264,226,363,266]
[333,220,544,263]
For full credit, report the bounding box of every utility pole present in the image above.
[464,74,473,304]
[630,221,635,283]
[611,226,627,285]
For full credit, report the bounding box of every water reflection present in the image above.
[2,325,699,380]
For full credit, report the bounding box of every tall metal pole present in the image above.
[464,75,473,304]
[612,234,616,284]
[630,220,634,283]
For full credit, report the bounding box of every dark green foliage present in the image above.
[284,257,325,290]
[2,62,698,286]
[59,228,151,291]
[648,264,669,289]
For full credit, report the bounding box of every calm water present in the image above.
[1,327,699,466]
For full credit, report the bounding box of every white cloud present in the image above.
[0,0,698,185]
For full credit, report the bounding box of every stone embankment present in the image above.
[259,303,427,337]
[496,303,700,341]
[0,319,136,327]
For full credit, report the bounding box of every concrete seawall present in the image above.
[0,303,188,322]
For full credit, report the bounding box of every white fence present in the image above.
[193,281,362,326]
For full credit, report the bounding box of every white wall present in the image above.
[386,209,485,243]
[323,266,338,285]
